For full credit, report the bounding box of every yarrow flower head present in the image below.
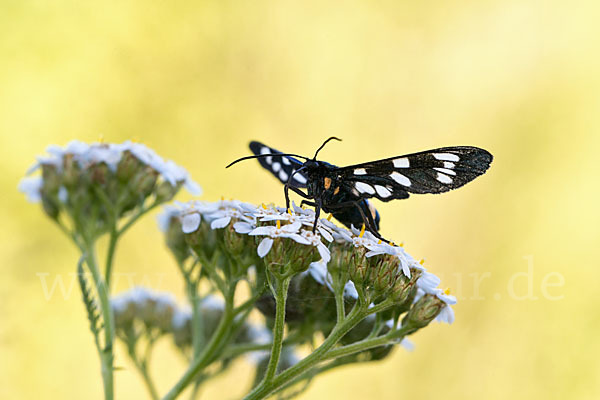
[19,140,201,240]
[158,199,457,333]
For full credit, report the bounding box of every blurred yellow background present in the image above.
[1,0,598,399]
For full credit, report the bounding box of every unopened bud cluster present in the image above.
[111,287,273,356]
[19,140,200,238]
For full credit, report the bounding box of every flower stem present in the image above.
[104,227,119,287]
[84,245,115,400]
[263,274,292,382]
[324,325,410,360]
[161,284,237,400]
[243,303,367,400]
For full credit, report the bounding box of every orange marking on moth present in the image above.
[333,186,340,195]
[324,177,332,190]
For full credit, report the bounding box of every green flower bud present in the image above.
[116,150,143,182]
[347,246,370,287]
[62,154,81,188]
[402,293,445,333]
[390,268,421,305]
[165,217,190,264]
[155,181,179,203]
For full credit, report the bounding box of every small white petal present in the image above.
[344,280,358,299]
[249,226,273,236]
[211,216,231,229]
[436,305,455,324]
[58,186,68,202]
[257,238,274,257]
[18,177,43,203]
[184,180,202,195]
[400,338,415,351]
[233,222,253,234]
[317,226,334,242]
[417,272,441,293]
[181,213,201,233]
[317,243,331,263]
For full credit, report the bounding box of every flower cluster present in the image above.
[18,140,200,239]
[158,200,457,331]
[111,287,273,355]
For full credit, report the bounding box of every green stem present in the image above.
[334,284,345,324]
[138,363,160,400]
[324,327,409,360]
[118,201,160,236]
[191,288,205,359]
[84,245,115,400]
[243,303,366,400]
[263,275,292,383]
[162,284,237,400]
[104,228,118,287]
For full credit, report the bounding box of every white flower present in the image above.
[17,176,43,203]
[436,305,455,324]
[299,230,331,262]
[249,221,309,258]
[23,140,201,196]
[417,272,441,294]
[365,243,412,278]
[172,307,192,330]
[157,204,182,232]
[207,207,252,230]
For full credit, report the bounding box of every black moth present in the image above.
[227,137,493,243]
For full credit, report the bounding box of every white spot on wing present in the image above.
[354,168,367,175]
[434,167,456,176]
[375,185,392,198]
[260,147,273,164]
[279,170,289,182]
[390,172,411,187]
[443,161,455,169]
[272,162,281,172]
[393,158,410,168]
[436,172,453,184]
[433,153,460,162]
[293,173,307,184]
[282,157,291,165]
[355,182,375,194]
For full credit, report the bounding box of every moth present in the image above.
[227,137,493,242]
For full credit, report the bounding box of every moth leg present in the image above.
[360,200,384,239]
[351,202,389,243]
[284,185,311,210]
[299,200,317,208]
[312,200,322,233]
[324,200,388,243]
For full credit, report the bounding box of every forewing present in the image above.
[339,146,493,201]
[249,141,309,188]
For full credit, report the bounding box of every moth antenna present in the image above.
[313,136,342,160]
[226,153,309,168]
